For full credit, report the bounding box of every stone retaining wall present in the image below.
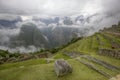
[99,48,120,59]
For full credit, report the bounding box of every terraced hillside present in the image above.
[0,24,120,80]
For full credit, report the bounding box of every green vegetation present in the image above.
[0,59,108,80]
[0,59,46,70]
[53,53,71,60]
[38,37,83,54]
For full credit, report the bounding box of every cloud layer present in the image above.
[0,0,120,19]
[0,0,102,16]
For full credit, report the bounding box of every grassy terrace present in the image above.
[0,59,110,80]
[0,55,119,80]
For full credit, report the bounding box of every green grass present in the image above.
[55,34,104,55]
[97,34,111,49]
[103,32,120,44]
[0,58,46,70]
[0,55,119,80]
[91,35,99,53]
[91,55,120,67]
[53,53,71,60]
[0,59,108,80]
[80,55,120,76]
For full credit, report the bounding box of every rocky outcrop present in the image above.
[54,59,72,77]
[99,48,120,59]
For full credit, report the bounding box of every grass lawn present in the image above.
[0,59,109,80]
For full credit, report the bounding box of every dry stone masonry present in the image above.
[99,48,120,59]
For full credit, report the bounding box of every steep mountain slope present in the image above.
[55,23,120,56]
[10,22,50,48]
[0,23,120,80]
[41,26,79,48]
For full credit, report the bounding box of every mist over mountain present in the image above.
[0,0,120,53]
[9,23,49,48]
[0,14,120,53]
[0,18,81,53]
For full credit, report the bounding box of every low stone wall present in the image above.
[98,48,120,59]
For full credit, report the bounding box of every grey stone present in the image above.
[54,59,72,77]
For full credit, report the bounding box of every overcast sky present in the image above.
[0,0,120,30]
[0,0,119,16]
[0,0,120,27]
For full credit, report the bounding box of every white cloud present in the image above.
[0,0,119,19]
[0,0,102,16]
[0,14,19,21]
[0,45,40,53]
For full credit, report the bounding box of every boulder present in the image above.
[54,59,72,77]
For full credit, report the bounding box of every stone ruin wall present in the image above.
[99,48,120,59]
